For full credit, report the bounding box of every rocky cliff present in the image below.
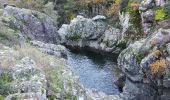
[58,15,127,55]
[117,0,170,100]
[1,0,170,100]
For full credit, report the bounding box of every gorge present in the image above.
[1,0,170,100]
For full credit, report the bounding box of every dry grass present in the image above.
[0,44,50,70]
[153,50,162,58]
[14,44,50,69]
[149,59,167,75]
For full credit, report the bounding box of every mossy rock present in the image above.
[46,67,64,93]
[136,50,145,64]
[0,9,3,16]
[1,15,15,22]
[66,34,81,41]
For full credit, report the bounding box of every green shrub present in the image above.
[0,72,13,96]
[0,95,4,100]
[155,7,165,20]
[155,4,170,21]
[124,1,143,36]
[136,50,145,63]
[66,34,81,41]
[164,4,170,19]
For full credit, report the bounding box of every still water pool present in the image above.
[67,49,120,95]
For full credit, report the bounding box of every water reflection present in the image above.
[67,49,120,95]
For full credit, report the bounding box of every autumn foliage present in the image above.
[149,59,167,75]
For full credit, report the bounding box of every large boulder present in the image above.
[118,28,170,100]
[1,6,60,43]
[58,15,127,54]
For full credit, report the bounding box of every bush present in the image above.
[149,59,167,75]
[155,7,166,20]
[155,4,170,21]
[164,4,170,19]
[7,0,47,11]
[0,72,13,96]
[123,2,143,40]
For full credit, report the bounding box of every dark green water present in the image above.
[67,49,120,95]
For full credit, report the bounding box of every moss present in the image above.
[155,7,165,20]
[158,44,167,54]
[0,9,3,16]
[64,93,77,100]
[66,34,81,41]
[136,50,145,64]
[164,4,170,19]
[46,68,64,93]
[116,40,127,48]
[26,37,32,42]
[155,4,170,21]
[1,16,15,22]
[123,1,143,36]
[0,95,4,100]
[0,25,20,42]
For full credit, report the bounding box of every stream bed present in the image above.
[67,49,120,95]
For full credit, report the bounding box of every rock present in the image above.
[121,79,155,100]
[92,15,106,21]
[85,89,122,100]
[1,6,60,43]
[31,41,67,58]
[139,0,155,11]
[58,15,126,54]
[5,92,48,100]
[118,27,170,99]
[43,2,58,25]
[140,9,155,34]
[157,20,170,29]
[114,74,126,91]
[155,0,166,6]
[0,57,48,100]
[140,0,170,34]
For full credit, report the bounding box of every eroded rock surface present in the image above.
[1,6,60,43]
[58,15,127,54]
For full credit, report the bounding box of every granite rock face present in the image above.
[31,41,67,58]
[118,28,170,100]
[2,57,48,100]
[1,6,60,43]
[58,15,127,54]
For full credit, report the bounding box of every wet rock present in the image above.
[114,74,126,91]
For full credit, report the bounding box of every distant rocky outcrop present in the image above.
[1,6,60,44]
[58,15,127,54]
